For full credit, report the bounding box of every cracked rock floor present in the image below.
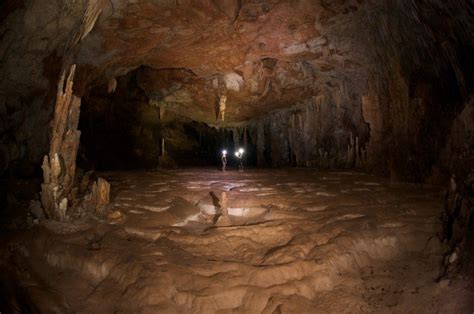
[1,169,470,313]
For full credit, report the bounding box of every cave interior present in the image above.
[0,0,474,312]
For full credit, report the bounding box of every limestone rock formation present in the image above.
[1,0,471,182]
[41,65,81,221]
[83,177,110,218]
[0,0,474,312]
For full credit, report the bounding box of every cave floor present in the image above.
[2,169,471,313]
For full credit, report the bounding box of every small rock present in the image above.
[439,279,450,288]
[107,210,122,222]
[424,236,442,254]
[87,233,102,250]
[447,246,462,265]
[448,251,458,264]
[215,214,232,227]
[26,213,34,228]
[450,175,457,191]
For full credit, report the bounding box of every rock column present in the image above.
[41,65,81,221]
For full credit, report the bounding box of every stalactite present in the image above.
[217,74,227,122]
[346,132,358,168]
[159,106,165,120]
[243,126,248,148]
[107,78,117,93]
[256,121,265,166]
[80,0,103,41]
[64,0,104,48]
[355,136,360,168]
[232,128,240,148]
[244,93,370,169]
[219,94,227,121]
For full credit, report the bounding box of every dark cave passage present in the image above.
[78,70,240,171]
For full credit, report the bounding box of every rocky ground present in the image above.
[0,169,472,313]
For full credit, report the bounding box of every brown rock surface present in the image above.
[1,2,473,312]
[1,0,473,179]
[3,169,471,312]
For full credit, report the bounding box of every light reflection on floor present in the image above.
[12,169,461,312]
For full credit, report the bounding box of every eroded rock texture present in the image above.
[1,1,474,311]
[1,0,473,182]
[0,170,456,312]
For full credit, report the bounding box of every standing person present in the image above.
[221,150,228,171]
[235,148,245,172]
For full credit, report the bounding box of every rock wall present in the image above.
[246,90,369,168]
[238,0,474,183]
[367,0,474,182]
[0,0,473,184]
[0,0,105,177]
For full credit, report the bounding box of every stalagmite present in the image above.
[41,65,81,221]
[2,1,474,312]
[221,191,228,216]
[216,191,232,226]
[84,178,111,218]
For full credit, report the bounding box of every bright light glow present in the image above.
[239,148,244,154]
[235,152,239,157]
[222,150,227,155]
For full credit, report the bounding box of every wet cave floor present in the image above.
[2,169,471,312]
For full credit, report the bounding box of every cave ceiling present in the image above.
[74,0,368,125]
[4,0,469,127]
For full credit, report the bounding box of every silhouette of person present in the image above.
[221,150,228,171]
[235,148,244,172]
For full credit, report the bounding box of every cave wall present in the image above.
[0,0,473,185]
[237,0,474,183]
[367,0,474,182]
[0,0,105,177]
[438,96,474,186]
[246,89,369,168]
